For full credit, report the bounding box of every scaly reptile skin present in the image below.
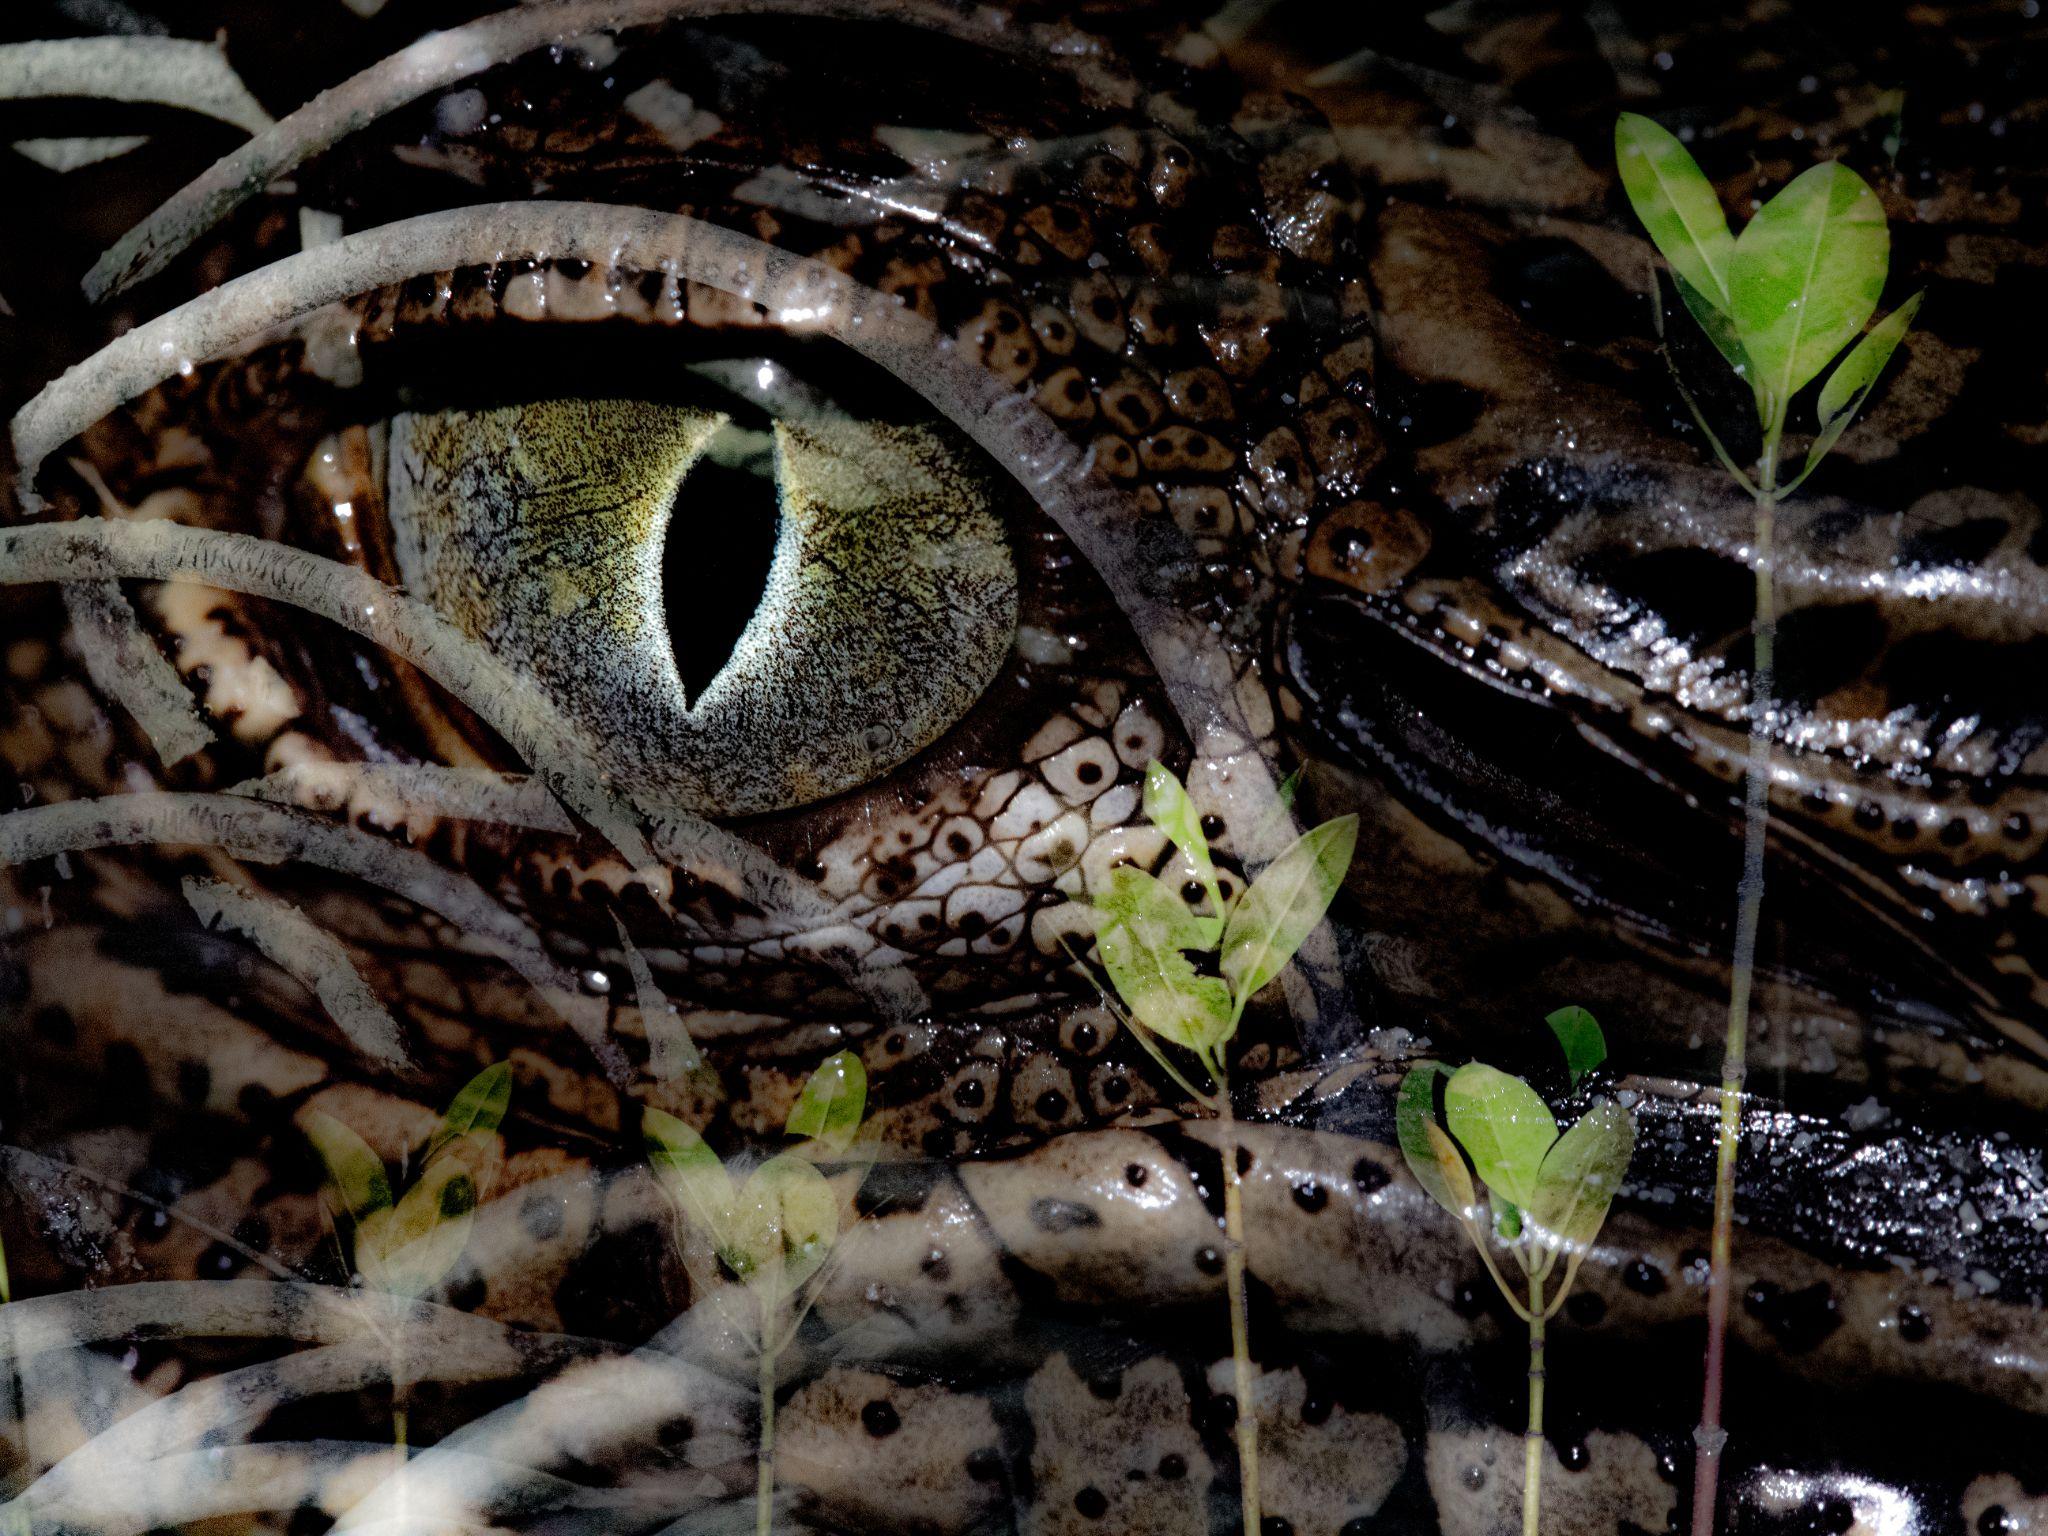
[1,3,2047,1534]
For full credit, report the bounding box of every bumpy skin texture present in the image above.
[2,3,2048,1534]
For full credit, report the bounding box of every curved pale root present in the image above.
[183,875,410,1069]
[61,579,213,766]
[0,37,274,137]
[80,0,1133,301]
[228,763,575,834]
[0,518,923,1018]
[0,791,626,1082]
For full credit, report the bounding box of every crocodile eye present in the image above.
[386,392,1017,817]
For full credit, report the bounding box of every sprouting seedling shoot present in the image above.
[304,1059,513,1455]
[1397,1009,1635,1536]
[1079,762,1357,1536]
[1616,112,1922,506]
[643,1049,872,1536]
[1616,113,1918,1536]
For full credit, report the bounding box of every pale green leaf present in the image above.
[1615,113,1736,311]
[1816,290,1923,431]
[1396,1063,1471,1219]
[302,1110,392,1227]
[786,1049,867,1154]
[1730,161,1888,415]
[1218,815,1358,1007]
[1544,1006,1607,1087]
[1444,1064,1557,1208]
[1095,865,1215,952]
[1098,912,1234,1059]
[427,1061,512,1162]
[728,1152,839,1298]
[1492,1195,1523,1242]
[1674,270,1753,386]
[644,1106,736,1245]
[1143,760,1222,918]
[359,1132,498,1298]
[1529,1102,1636,1253]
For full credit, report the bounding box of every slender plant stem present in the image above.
[1692,414,1781,1536]
[1216,1075,1261,1536]
[1524,1265,1548,1536]
[756,1339,780,1536]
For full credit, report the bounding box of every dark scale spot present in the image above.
[947,831,972,855]
[2006,812,2032,841]
[861,1400,901,1437]
[1087,1372,1122,1401]
[1979,1506,2012,1536]
[1125,1163,1148,1187]
[1743,1280,1842,1354]
[957,911,988,938]
[447,1272,487,1312]
[967,1447,1004,1482]
[1103,1076,1131,1104]
[657,1415,695,1453]
[1030,1198,1101,1233]
[1897,516,2009,571]
[1352,1158,1390,1194]
[1897,1303,1931,1342]
[1814,1496,1857,1533]
[921,1127,959,1159]
[1035,1089,1069,1121]
[885,1032,907,1055]
[104,1041,150,1108]
[1074,1487,1109,1519]
[953,1077,986,1109]
[1262,1519,1295,1536]
[1891,817,1919,841]
[175,1059,210,1108]
[1204,1394,1238,1434]
[1182,880,1207,904]
[1195,1246,1225,1275]
[1940,817,1971,847]
[1076,760,1104,785]
[1236,1147,1254,1175]
[1853,801,1886,832]
[1565,1291,1606,1327]
[1072,1022,1099,1052]
[1158,1453,1187,1480]
[921,1248,950,1280]
[1557,1439,1590,1472]
[1199,814,1225,839]
[1291,1180,1327,1214]
[1064,376,1087,403]
[1451,1280,1488,1318]
[1341,1522,1374,1536]
[1301,1388,1332,1426]
[198,1243,239,1278]
[31,1005,74,1046]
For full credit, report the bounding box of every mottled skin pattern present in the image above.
[2,3,2048,1534]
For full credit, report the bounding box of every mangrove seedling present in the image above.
[643,1049,873,1536]
[1080,762,1356,1536]
[1616,115,1920,1534]
[304,1059,513,1455]
[1397,1009,1636,1536]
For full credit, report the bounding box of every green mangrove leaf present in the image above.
[1098,913,1234,1059]
[1544,1006,1607,1087]
[1674,270,1753,384]
[1143,760,1223,927]
[1492,1195,1523,1242]
[303,1110,392,1227]
[1444,1064,1557,1208]
[1095,865,1215,952]
[1730,160,1888,415]
[426,1060,512,1163]
[1218,815,1359,1007]
[644,1106,737,1244]
[1396,1064,1471,1218]
[1814,289,1923,442]
[360,1132,499,1298]
[1615,113,1736,311]
[728,1152,839,1297]
[786,1049,867,1154]
[1529,1102,1636,1253]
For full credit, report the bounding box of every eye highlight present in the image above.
[387,396,1018,818]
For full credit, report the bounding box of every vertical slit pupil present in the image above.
[664,444,780,704]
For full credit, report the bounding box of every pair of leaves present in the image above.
[1090,762,1358,1068]
[643,1049,867,1303]
[1396,1011,1634,1257]
[304,1060,511,1300]
[1616,112,1919,445]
